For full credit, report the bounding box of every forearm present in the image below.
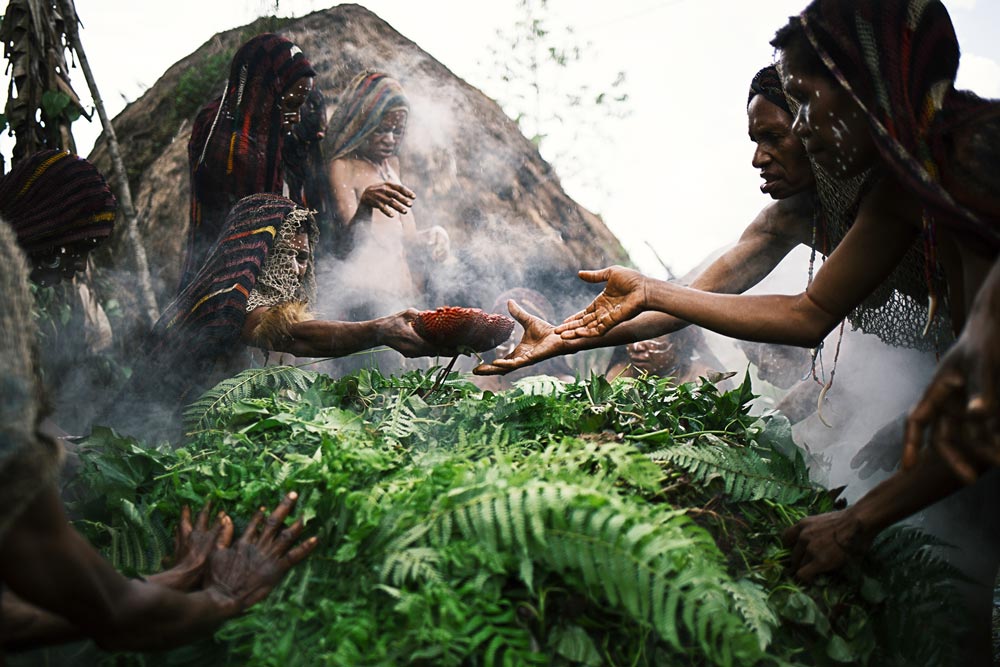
[1,562,203,651]
[90,583,235,651]
[0,489,238,652]
[332,205,372,258]
[686,237,796,296]
[1,584,231,653]
[278,318,386,358]
[1,593,80,651]
[642,280,837,347]
[848,448,965,538]
[145,563,201,592]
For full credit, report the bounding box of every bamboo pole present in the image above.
[57,0,159,325]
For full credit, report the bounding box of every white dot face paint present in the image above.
[781,56,878,176]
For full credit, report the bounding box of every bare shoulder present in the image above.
[329,156,366,182]
[855,174,923,234]
[748,192,815,245]
[330,158,380,200]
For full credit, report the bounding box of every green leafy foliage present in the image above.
[182,365,318,434]
[172,50,233,124]
[61,369,961,666]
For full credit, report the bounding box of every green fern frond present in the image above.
[491,392,552,421]
[462,602,546,666]
[722,579,777,651]
[650,435,817,503]
[105,499,170,576]
[382,547,444,586]
[538,438,662,492]
[401,479,762,666]
[376,393,429,441]
[182,366,317,433]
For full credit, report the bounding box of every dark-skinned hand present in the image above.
[204,492,318,612]
[359,182,415,218]
[474,300,564,375]
[555,266,648,339]
[901,300,1000,483]
[149,501,234,591]
[377,309,456,358]
[417,226,450,262]
[850,415,906,480]
[626,338,678,376]
[781,508,874,583]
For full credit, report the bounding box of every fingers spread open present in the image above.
[274,519,304,554]
[901,375,961,469]
[216,513,234,549]
[556,310,587,332]
[195,501,212,532]
[179,505,193,538]
[240,507,267,545]
[507,300,532,325]
[282,536,320,569]
[387,182,416,199]
[260,492,299,545]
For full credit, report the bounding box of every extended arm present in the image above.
[1,489,315,652]
[784,445,967,582]
[558,177,920,348]
[328,158,414,257]
[476,194,814,374]
[0,487,235,651]
[2,501,232,650]
[242,307,446,359]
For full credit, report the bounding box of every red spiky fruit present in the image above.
[413,306,515,352]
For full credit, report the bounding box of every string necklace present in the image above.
[360,155,393,182]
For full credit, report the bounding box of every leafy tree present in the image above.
[0,0,159,323]
[0,0,82,162]
[479,0,630,208]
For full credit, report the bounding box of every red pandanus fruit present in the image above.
[413,306,515,352]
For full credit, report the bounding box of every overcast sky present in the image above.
[3,0,998,278]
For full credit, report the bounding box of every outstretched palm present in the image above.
[474,300,561,375]
[556,266,647,339]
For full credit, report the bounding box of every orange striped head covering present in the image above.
[0,150,117,255]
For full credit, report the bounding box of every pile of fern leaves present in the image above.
[59,368,960,666]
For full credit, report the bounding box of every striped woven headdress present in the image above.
[795,0,1000,248]
[324,71,409,162]
[107,194,305,437]
[182,33,315,289]
[747,65,791,116]
[0,150,117,255]
[155,193,298,363]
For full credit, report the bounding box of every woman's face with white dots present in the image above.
[780,52,878,178]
